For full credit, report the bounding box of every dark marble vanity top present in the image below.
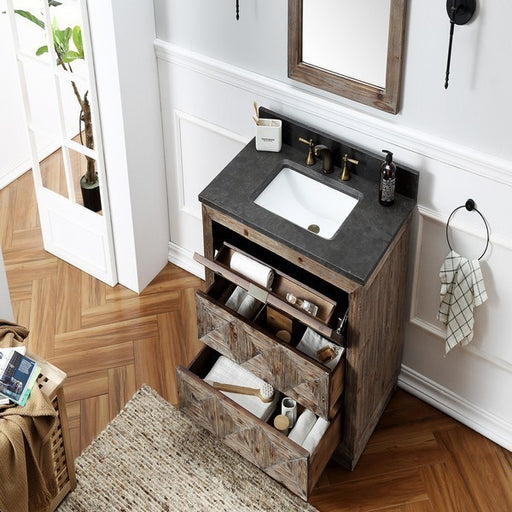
[199,110,418,286]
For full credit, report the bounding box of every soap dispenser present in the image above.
[379,150,396,206]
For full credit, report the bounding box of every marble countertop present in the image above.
[199,140,417,286]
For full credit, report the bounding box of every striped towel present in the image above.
[437,251,487,354]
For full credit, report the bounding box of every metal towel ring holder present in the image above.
[445,199,490,260]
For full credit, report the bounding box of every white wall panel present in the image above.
[176,112,248,220]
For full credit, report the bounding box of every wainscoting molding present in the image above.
[399,364,512,450]
[173,109,249,221]
[154,40,512,188]
[409,206,512,373]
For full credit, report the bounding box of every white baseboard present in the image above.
[168,241,205,280]
[0,140,64,190]
[0,160,30,190]
[399,365,512,451]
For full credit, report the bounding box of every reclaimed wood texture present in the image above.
[2,161,511,510]
[195,250,334,338]
[196,292,344,420]
[337,215,412,469]
[177,348,342,500]
[287,0,407,114]
[201,202,412,468]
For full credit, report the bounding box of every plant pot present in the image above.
[80,175,101,212]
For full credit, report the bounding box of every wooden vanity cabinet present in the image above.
[177,202,412,498]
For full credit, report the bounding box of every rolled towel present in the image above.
[237,293,261,319]
[301,417,330,453]
[296,327,344,370]
[230,251,274,288]
[204,356,278,422]
[288,409,317,446]
[224,286,262,319]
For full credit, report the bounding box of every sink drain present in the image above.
[308,224,320,234]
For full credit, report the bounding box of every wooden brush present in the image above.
[209,381,274,403]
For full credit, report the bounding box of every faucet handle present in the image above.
[341,154,359,181]
[299,137,315,166]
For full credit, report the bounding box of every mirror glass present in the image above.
[288,0,407,114]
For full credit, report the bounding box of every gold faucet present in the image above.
[341,154,359,181]
[298,137,315,166]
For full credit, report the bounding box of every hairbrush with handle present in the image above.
[208,381,274,403]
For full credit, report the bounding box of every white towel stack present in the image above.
[288,409,330,453]
[437,250,488,354]
[204,356,278,422]
[224,286,262,319]
[296,327,344,370]
[230,251,274,288]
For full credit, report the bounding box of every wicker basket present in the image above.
[30,354,76,511]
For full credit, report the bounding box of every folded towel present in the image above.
[230,251,274,288]
[437,251,488,354]
[302,417,329,453]
[204,356,278,422]
[296,328,343,370]
[288,409,317,446]
[225,286,262,319]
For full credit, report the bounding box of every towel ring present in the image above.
[445,199,490,260]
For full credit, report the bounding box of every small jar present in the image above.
[285,292,319,316]
[273,414,290,435]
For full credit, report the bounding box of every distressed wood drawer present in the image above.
[176,346,342,501]
[194,243,341,338]
[196,283,344,420]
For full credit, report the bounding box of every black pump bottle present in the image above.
[379,150,396,207]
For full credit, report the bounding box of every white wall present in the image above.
[154,1,512,449]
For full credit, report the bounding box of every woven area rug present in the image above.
[58,385,318,512]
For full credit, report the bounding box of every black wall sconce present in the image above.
[444,0,476,88]
[236,0,240,20]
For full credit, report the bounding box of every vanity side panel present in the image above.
[336,215,411,469]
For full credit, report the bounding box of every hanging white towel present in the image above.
[437,251,487,354]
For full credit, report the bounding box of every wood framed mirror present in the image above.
[288,0,407,114]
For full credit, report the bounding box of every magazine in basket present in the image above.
[0,347,40,406]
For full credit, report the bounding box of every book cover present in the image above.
[0,348,40,406]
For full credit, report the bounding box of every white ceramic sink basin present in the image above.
[254,166,359,239]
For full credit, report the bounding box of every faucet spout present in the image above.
[314,145,333,174]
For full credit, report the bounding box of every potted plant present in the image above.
[15,2,101,212]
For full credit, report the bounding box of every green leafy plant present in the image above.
[15,3,97,186]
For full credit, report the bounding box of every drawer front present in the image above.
[177,365,310,500]
[196,291,344,420]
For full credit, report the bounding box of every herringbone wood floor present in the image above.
[1,161,511,511]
